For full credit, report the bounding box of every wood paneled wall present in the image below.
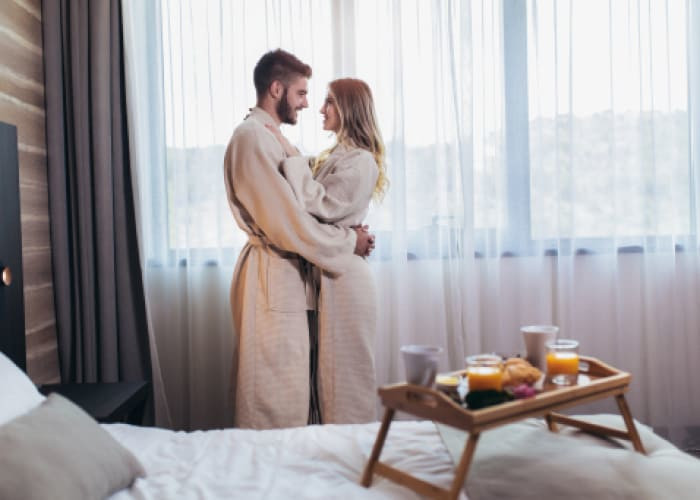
[0,0,59,383]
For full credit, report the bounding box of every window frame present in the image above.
[497,0,697,258]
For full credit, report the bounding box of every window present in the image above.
[154,0,694,266]
[519,0,691,253]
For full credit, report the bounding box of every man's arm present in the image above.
[226,127,369,273]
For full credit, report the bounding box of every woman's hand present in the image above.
[351,224,375,257]
[265,123,300,157]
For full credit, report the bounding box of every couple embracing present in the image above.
[224,49,387,429]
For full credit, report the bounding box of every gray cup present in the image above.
[521,325,559,371]
[400,345,443,387]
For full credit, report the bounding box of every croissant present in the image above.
[501,357,542,387]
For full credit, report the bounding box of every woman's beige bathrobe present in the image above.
[281,144,379,423]
[224,108,357,429]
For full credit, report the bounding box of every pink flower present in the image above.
[512,384,536,399]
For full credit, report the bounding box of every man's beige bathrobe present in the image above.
[224,108,357,429]
[281,144,379,423]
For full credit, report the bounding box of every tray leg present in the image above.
[615,394,646,454]
[545,413,559,432]
[447,432,480,500]
[361,407,395,487]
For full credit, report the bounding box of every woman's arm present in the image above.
[225,126,375,272]
[263,124,378,223]
[281,149,378,223]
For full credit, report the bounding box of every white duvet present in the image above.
[106,415,700,500]
[106,420,463,500]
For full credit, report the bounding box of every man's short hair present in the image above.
[253,49,312,100]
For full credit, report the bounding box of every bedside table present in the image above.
[39,381,150,424]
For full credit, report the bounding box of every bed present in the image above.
[2,349,700,499]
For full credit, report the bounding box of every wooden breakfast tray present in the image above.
[361,356,645,500]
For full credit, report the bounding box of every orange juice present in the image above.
[546,351,579,375]
[467,366,503,391]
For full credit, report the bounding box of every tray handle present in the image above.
[379,384,472,429]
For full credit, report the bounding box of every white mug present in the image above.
[521,325,559,371]
[400,345,443,387]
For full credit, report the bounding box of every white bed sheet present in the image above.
[106,420,463,500]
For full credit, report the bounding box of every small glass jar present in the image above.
[465,354,503,391]
[546,339,580,386]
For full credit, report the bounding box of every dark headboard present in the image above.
[0,121,26,371]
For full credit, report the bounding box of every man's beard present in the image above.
[276,87,297,125]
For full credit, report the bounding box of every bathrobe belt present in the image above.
[247,234,318,311]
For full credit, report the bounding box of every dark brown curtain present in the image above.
[42,0,151,386]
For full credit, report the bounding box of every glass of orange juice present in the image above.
[546,339,580,386]
[466,354,503,391]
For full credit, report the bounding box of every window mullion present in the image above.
[502,0,532,255]
[331,0,357,77]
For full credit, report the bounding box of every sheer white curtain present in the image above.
[123,0,700,441]
[519,0,699,443]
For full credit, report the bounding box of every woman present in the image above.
[267,78,387,423]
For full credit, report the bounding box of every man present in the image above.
[224,49,374,429]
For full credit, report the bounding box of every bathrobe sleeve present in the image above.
[225,126,356,274]
[281,149,378,223]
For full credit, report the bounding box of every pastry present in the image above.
[501,357,542,387]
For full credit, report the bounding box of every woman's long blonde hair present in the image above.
[313,78,388,200]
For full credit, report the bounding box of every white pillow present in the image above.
[0,351,46,426]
